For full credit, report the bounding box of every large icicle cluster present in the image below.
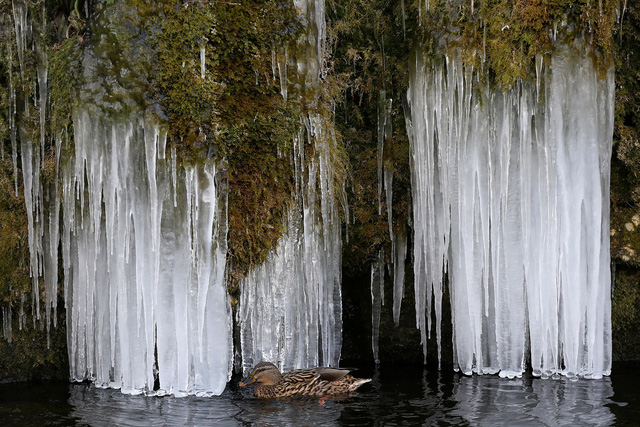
[406,47,614,379]
[60,111,232,396]
[237,0,344,374]
[237,116,343,374]
[4,1,233,395]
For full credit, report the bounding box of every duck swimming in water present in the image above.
[239,361,371,398]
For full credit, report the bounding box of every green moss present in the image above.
[49,38,82,136]
[141,1,307,286]
[414,0,617,88]
[611,1,640,273]
[612,268,640,361]
[0,156,29,303]
[0,300,69,383]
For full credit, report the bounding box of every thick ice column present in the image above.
[392,224,407,326]
[63,112,232,396]
[407,47,613,378]
[371,250,385,364]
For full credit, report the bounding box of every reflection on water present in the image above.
[450,374,616,426]
[1,363,638,426]
[69,385,241,426]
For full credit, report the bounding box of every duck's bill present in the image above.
[239,377,256,387]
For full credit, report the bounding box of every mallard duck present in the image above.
[239,361,371,398]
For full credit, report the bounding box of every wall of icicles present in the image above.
[405,47,613,379]
[2,0,615,394]
[3,0,344,396]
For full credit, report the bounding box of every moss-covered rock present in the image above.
[414,0,617,88]
[610,0,640,360]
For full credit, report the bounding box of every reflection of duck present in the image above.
[239,361,371,398]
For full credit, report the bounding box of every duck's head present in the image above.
[239,361,282,387]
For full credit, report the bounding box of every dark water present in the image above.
[1,362,639,426]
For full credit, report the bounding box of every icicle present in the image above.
[400,0,406,39]
[8,46,19,196]
[377,91,394,243]
[407,46,613,379]
[392,223,407,326]
[171,145,178,207]
[18,294,24,330]
[277,47,288,101]
[11,0,30,83]
[271,48,277,82]
[377,91,385,215]
[371,250,384,364]
[20,127,42,320]
[535,54,543,103]
[200,44,206,79]
[1,304,12,343]
[238,120,343,373]
[36,42,47,164]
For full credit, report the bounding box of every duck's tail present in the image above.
[348,378,372,391]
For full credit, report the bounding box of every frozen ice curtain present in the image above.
[406,48,613,379]
[62,114,232,396]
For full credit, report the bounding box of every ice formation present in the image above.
[377,89,408,331]
[61,112,232,396]
[237,115,344,374]
[5,1,232,395]
[6,0,58,339]
[392,223,407,326]
[406,47,614,379]
[371,250,384,364]
[237,0,344,374]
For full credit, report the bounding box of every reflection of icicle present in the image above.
[407,47,613,379]
[451,374,615,425]
[371,250,384,364]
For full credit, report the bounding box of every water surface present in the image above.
[1,362,638,426]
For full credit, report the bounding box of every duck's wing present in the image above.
[281,368,320,383]
[314,367,353,382]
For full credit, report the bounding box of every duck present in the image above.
[238,361,371,399]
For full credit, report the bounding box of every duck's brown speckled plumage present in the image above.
[239,361,371,398]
